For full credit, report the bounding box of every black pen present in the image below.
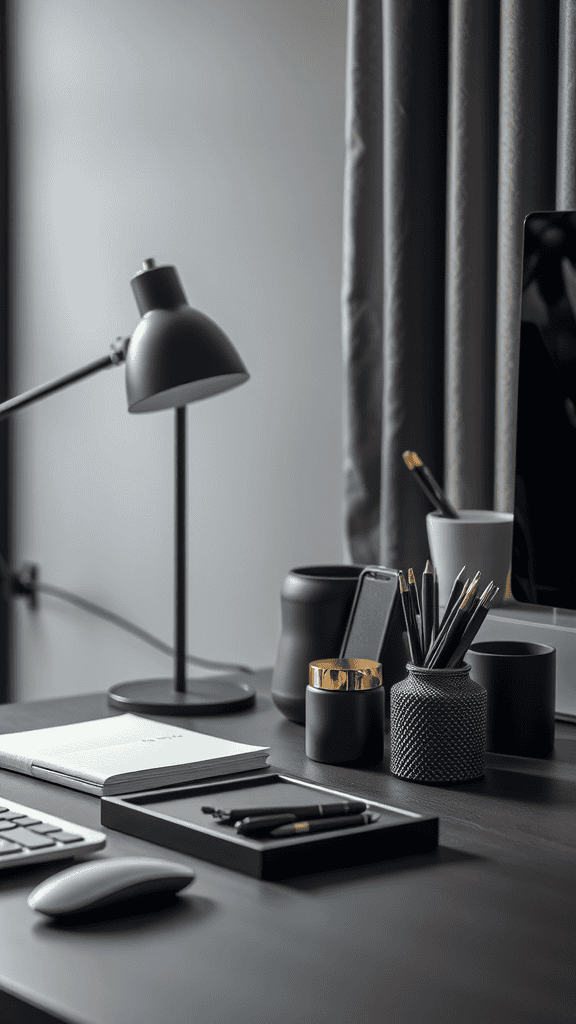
[438,565,467,630]
[270,811,380,838]
[399,572,423,665]
[433,567,439,641]
[202,800,367,824]
[408,567,423,652]
[424,576,471,667]
[427,578,480,669]
[402,451,459,519]
[446,585,499,668]
[421,560,435,657]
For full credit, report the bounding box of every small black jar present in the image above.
[305,658,384,766]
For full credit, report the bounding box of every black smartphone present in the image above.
[339,566,408,708]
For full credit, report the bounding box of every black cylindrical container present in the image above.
[305,659,384,766]
[467,640,556,757]
[271,566,362,724]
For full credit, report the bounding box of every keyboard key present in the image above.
[0,807,9,814]
[13,816,41,827]
[0,812,29,821]
[7,828,56,849]
[29,823,61,834]
[0,838,20,855]
[47,830,84,844]
[0,821,16,831]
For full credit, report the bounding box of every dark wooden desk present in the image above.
[0,669,574,1024]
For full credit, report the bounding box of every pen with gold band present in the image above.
[398,571,423,666]
[402,451,459,519]
[270,811,380,838]
[445,585,500,668]
[421,560,435,654]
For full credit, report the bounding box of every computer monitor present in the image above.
[512,210,576,609]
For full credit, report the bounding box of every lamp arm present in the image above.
[0,336,130,423]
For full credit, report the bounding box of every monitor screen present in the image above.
[512,211,576,608]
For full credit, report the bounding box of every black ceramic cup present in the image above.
[467,640,556,758]
[271,565,363,724]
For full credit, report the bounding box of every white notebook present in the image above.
[0,714,270,796]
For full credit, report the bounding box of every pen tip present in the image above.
[408,567,416,584]
[424,559,433,573]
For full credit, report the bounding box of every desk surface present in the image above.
[0,670,574,1024]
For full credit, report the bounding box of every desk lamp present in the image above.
[0,259,254,715]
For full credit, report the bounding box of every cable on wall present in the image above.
[0,551,255,676]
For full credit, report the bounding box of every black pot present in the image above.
[271,565,362,724]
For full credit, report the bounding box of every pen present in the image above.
[421,560,435,657]
[202,800,367,824]
[424,576,470,666]
[408,567,423,652]
[402,451,459,519]
[446,585,499,668]
[399,572,423,666]
[433,567,439,641]
[427,578,480,669]
[270,811,380,838]
[437,565,467,630]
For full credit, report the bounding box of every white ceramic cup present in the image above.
[426,510,514,609]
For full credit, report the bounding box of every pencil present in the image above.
[427,579,480,669]
[402,451,459,519]
[438,565,467,630]
[446,585,499,668]
[424,576,470,667]
[399,572,423,666]
[421,560,435,658]
[433,568,439,641]
[430,579,487,669]
[407,568,423,652]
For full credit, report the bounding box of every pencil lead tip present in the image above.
[424,559,433,573]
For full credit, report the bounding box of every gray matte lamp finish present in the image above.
[0,256,252,716]
[109,260,252,715]
[126,263,249,412]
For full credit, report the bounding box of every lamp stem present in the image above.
[175,406,187,692]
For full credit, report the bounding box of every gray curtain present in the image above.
[342,0,569,573]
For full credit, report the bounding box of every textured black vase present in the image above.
[390,663,486,784]
[271,565,362,724]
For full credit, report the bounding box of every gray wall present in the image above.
[10,0,348,700]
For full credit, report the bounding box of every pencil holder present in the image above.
[390,663,486,784]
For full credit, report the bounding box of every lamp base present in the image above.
[107,675,256,715]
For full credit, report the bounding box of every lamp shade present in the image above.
[126,261,249,412]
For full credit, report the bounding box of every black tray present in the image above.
[101,770,438,880]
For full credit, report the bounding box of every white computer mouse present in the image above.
[28,856,195,917]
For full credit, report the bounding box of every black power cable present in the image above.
[0,554,254,676]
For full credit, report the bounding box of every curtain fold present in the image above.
[341,0,383,565]
[445,0,499,511]
[342,0,567,571]
[495,0,558,513]
[380,0,448,572]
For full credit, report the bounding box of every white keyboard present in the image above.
[0,798,106,868]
